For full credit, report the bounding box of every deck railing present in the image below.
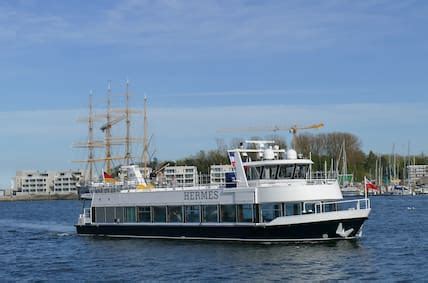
[317,198,370,214]
[78,208,92,225]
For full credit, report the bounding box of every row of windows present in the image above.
[246,165,309,181]
[24,179,47,183]
[93,202,308,224]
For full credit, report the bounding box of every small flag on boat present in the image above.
[228,152,236,168]
[103,171,115,183]
[364,176,378,198]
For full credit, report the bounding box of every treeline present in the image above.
[156,132,427,182]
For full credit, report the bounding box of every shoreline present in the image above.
[0,193,79,202]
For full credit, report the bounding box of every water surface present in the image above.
[1,197,427,281]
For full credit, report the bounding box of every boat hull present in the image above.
[76,217,367,242]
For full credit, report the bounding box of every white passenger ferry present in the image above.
[76,141,371,242]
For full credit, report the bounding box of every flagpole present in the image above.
[364,176,368,199]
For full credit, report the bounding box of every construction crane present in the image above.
[100,115,126,132]
[217,122,324,151]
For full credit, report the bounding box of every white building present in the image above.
[163,166,198,187]
[14,170,83,196]
[54,171,83,193]
[210,165,234,186]
[407,165,428,184]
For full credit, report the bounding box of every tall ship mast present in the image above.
[73,91,104,185]
[74,81,147,194]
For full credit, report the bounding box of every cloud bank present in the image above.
[0,102,426,187]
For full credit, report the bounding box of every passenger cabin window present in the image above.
[124,207,136,223]
[105,207,115,223]
[202,205,218,222]
[237,204,253,223]
[285,203,302,216]
[153,206,166,222]
[138,207,151,222]
[261,203,282,222]
[95,207,105,223]
[185,205,200,223]
[168,206,183,223]
[220,205,236,222]
[115,207,124,223]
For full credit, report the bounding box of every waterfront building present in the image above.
[163,166,198,187]
[210,165,234,186]
[407,165,428,184]
[14,170,83,196]
[54,171,84,193]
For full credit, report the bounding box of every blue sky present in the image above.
[1,0,427,187]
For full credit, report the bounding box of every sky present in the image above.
[1,0,427,187]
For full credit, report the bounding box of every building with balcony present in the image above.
[210,165,234,186]
[14,170,83,196]
[163,166,198,187]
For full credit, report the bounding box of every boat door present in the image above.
[303,201,322,214]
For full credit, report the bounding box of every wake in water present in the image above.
[0,219,75,234]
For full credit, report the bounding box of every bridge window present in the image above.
[294,165,308,179]
[202,205,218,222]
[246,166,262,180]
[277,165,295,179]
[261,165,279,180]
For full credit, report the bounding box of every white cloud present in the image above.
[1,102,426,187]
[2,1,426,53]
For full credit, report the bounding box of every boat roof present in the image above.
[243,159,313,166]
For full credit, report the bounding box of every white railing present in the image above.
[78,208,92,225]
[318,198,370,214]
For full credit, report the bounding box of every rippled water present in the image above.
[1,197,427,281]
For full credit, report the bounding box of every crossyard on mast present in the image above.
[73,80,149,181]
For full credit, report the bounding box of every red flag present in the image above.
[366,179,378,190]
[103,171,116,183]
[103,171,113,179]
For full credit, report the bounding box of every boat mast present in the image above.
[105,82,113,174]
[142,96,149,178]
[124,80,132,165]
[88,91,95,182]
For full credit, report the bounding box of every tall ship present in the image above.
[76,140,371,242]
[73,81,149,199]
